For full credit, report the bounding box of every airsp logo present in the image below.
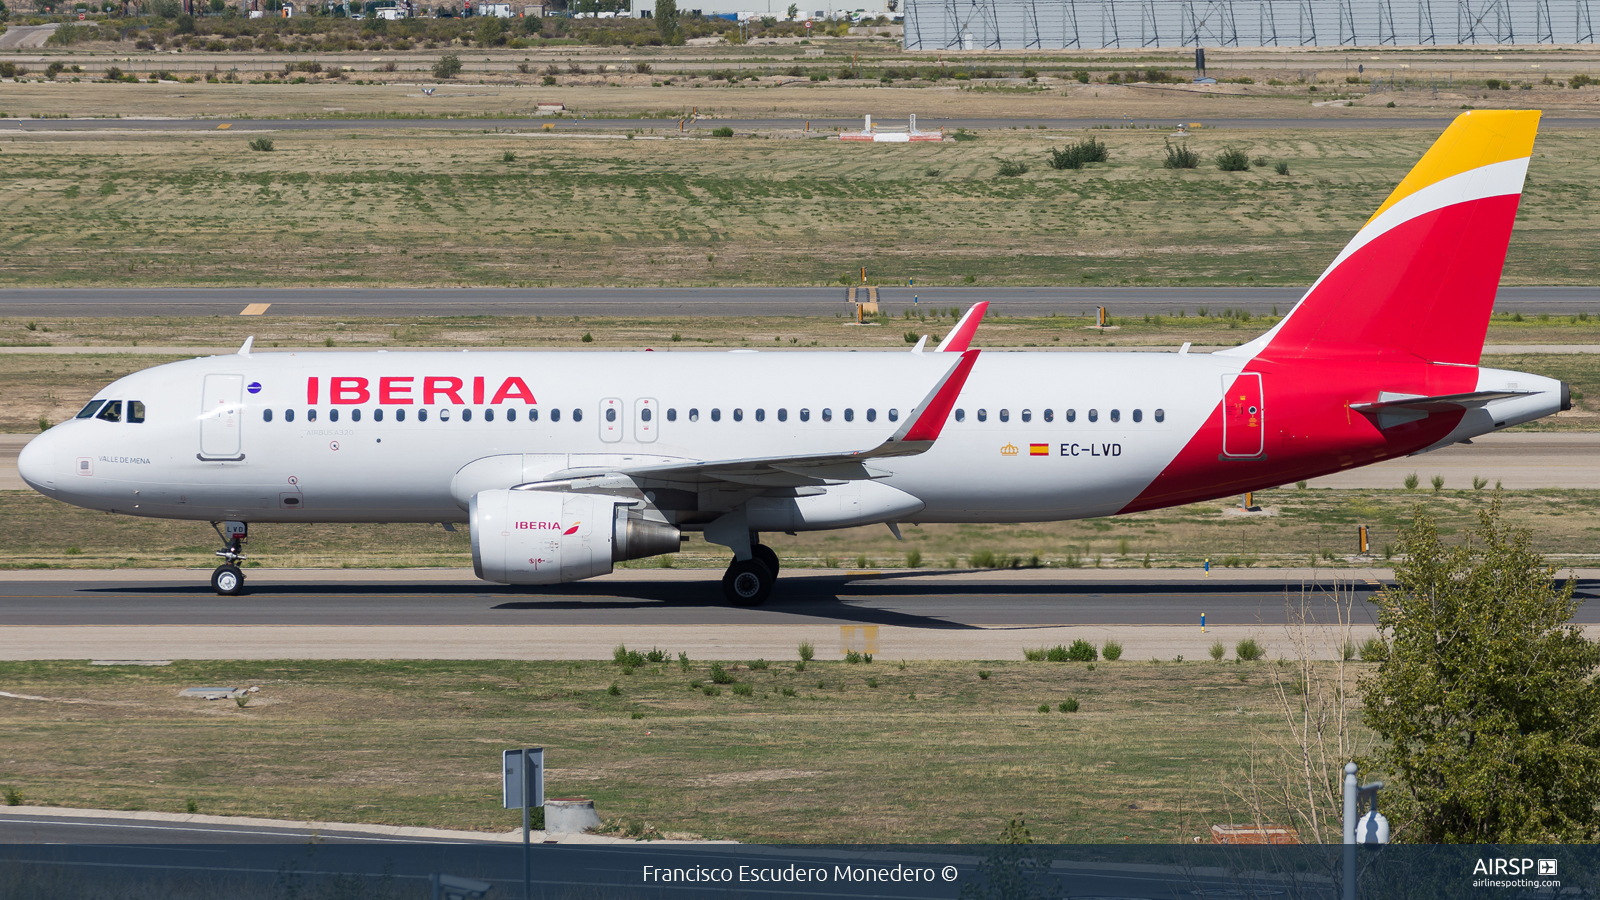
[1472,859,1557,876]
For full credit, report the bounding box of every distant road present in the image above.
[7,115,1600,133]
[0,285,1595,317]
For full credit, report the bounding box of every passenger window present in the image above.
[309,409,318,422]
[999,409,1010,423]
[374,409,384,422]
[96,401,123,423]
[1155,408,1165,423]
[955,409,965,422]
[573,409,582,422]
[866,409,876,422]
[462,409,473,422]
[1132,409,1142,423]
[778,408,788,422]
[329,409,339,423]
[1021,409,1031,423]
[530,408,539,422]
[395,409,405,422]
[822,408,832,422]
[484,409,493,422]
[1044,409,1054,423]
[76,400,107,419]
[755,409,765,422]
[641,408,652,422]
[418,409,429,422]
[667,408,677,422]
[263,409,273,423]
[128,401,145,423]
[800,408,810,422]
[352,409,362,422]
[977,409,987,422]
[505,408,515,422]
[888,409,898,422]
[844,408,855,422]
[688,408,698,422]
[733,408,743,422]
[1065,409,1076,423]
[711,408,721,422]
[1087,409,1098,423]
[286,409,296,423]
[1110,409,1120,423]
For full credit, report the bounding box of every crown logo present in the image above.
[1000,443,1019,457]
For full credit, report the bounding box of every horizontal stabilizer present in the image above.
[1350,389,1538,414]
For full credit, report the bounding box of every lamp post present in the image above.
[1342,761,1388,900]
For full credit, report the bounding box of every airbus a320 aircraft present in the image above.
[18,110,1567,605]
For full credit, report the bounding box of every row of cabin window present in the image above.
[262,407,580,423]
[666,408,898,423]
[76,400,146,423]
[954,408,1164,424]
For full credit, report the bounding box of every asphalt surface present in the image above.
[0,814,497,845]
[1,285,1596,317]
[6,114,1600,133]
[0,572,1435,628]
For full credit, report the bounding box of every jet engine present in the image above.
[470,489,680,585]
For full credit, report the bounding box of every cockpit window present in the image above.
[128,401,145,424]
[76,400,107,419]
[95,400,123,423]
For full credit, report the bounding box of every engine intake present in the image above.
[470,489,680,585]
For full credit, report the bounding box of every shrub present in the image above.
[248,138,274,152]
[996,159,1029,177]
[432,53,462,79]
[978,669,991,680]
[185,798,199,813]
[1023,648,1045,661]
[4,786,22,806]
[798,641,814,662]
[782,687,796,697]
[844,650,863,664]
[1215,147,1251,171]
[1046,136,1107,170]
[1235,637,1266,661]
[1060,698,1080,712]
[502,150,517,163]
[541,74,557,86]
[1209,640,1225,661]
[950,130,977,142]
[613,645,646,667]
[1404,472,1420,490]
[1432,474,1445,492]
[709,662,735,684]
[970,549,996,568]
[677,650,690,672]
[1274,160,1290,176]
[1045,644,1069,662]
[1341,640,1359,661]
[631,711,644,719]
[607,681,621,696]
[731,682,753,696]
[1038,704,1050,713]
[1359,636,1389,661]
[645,647,668,663]
[701,685,721,696]
[1251,155,1268,167]
[1101,640,1122,661]
[905,549,922,568]
[1573,73,1594,88]
[1066,639,1098,662]
[580,332,593,343]
[711,126,734,137]
[1163,141,1200,169]
[1072,68,1090,83]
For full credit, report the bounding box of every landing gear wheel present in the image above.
[212,564,244,596]
[722,558,775,607]
[751,543,780,576]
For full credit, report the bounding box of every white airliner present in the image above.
[18,111,1568,604]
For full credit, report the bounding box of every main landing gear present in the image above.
[722,540,780,607]
[210,520,248,596]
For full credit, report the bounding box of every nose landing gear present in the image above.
[210,520,248,596]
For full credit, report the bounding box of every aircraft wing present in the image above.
[525,349,979,489]
[934,302,989,352]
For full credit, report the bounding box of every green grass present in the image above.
[3,127,1600,288]
[0,657,1345,843]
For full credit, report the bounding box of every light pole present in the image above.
[1342,761,1388,900]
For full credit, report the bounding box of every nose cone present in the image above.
[17,430,60,494]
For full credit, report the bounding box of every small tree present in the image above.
[1362,497,1600,842]
[432,53,462,79]
[655,0,679,44]
[786,1,797,17]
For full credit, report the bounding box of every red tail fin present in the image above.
[1230,110,1539,366]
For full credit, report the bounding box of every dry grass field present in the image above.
[3,122,1600,289]
[0,656,1366,843]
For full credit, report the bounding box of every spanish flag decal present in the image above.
[1029,443,1050,456]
